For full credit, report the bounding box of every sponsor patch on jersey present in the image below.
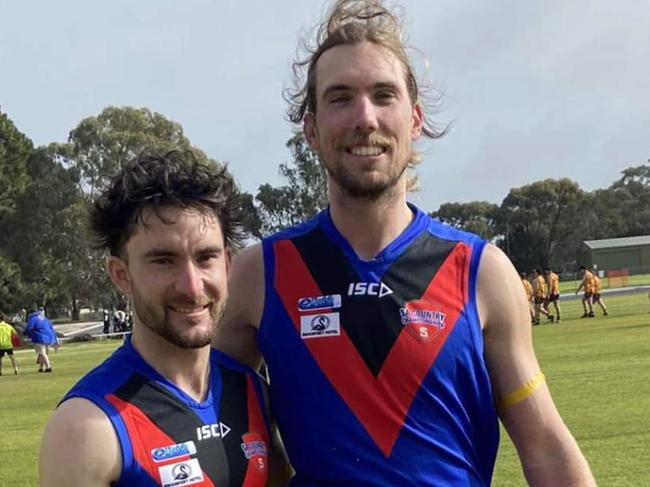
[241,432,268,472]
[158,458,204,487]
[400,300,446,342]
[151,441,196,463]
[300,312,340,339]
[297,294,342,312]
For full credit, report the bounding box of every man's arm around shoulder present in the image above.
[40,398,121,487]
[214,243,265,370]
[478,244,596,486]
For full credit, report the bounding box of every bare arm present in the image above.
[39,398,121,487]
[214,243,265,369]
[478,244,596,487]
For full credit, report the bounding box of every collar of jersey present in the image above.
[120,336,217,410]
[317,202,428,266]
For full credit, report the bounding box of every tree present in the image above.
[496,179,585,271]
[608,162,650,236]
[431,201,499,241]
[2,147,91,315]
[53,106,202,200]
[254,133,327,236]
[0,110,32,217]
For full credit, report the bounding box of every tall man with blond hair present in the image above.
[216,1,595,485]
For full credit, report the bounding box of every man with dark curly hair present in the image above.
[39,150,288,487]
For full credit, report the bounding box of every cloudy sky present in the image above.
[1,0,648,211]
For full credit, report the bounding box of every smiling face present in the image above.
[107,206,230,350]
[304,41,423,201]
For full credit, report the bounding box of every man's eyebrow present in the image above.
[141,245,223,260]
[142,248,177,259]
[321,81,399,97]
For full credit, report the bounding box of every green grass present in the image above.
[493,293,650,486]
[0,340,120,487]
[1,294,649,486]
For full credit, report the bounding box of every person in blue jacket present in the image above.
[24,308,55,372]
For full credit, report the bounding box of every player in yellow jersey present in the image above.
[532,268,553,324]
[521,272,534,324]
[544,267,561,323]
[575,266,595,317]
[0,312,19,375]
[592,275,608,316]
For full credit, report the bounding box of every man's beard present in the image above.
[131,285,224,349]
[325,161,407,201]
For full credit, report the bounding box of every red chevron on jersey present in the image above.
[241,376,270,485]
[106,394,217,487]
[273,239,470,457]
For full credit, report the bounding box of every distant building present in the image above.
[577,235,650,275]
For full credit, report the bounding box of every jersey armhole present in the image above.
[466,238,488,348]
[258,239,274,345]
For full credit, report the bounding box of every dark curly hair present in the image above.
[90,150,244,257]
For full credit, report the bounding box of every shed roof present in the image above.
[583,235,650,250]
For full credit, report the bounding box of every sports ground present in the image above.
[1,292,648,486]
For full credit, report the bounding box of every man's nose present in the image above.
[174,262,204,299]
[353,96,379,133]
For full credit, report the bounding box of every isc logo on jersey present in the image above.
[196,422,231,441]
[348,282,393,298]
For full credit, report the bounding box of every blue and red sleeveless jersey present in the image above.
[62,340,270,487]
[259,204,499,486]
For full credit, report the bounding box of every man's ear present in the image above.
[411,103,424,140]
[106,255,132,295]
[303,113,320,152]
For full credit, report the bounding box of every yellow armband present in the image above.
[497,371,546,410]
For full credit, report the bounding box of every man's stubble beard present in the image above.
[131,285,226,349]
[324,158,408,202]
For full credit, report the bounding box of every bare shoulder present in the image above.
[214,243,265,369]
[476,243,529,332]
[476,244,539,393]
[40,398,120,487]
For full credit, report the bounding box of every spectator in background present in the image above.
[544,267,562,323]
[40,308,60,353]
[112,309,126,333]
[576,266,595,318]
[102,309,110,335]
[24,308,53,372]
[591,274,609,316]
[521,272,534,324]
[0,312,20,375]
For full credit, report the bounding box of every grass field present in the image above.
[1,293,649,486]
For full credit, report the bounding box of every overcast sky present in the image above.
[1,0,649,211]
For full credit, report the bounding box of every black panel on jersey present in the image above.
[383,233,458,302]
[291,228,458,377]
[115,371,240,487]
[217,365,250,486]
